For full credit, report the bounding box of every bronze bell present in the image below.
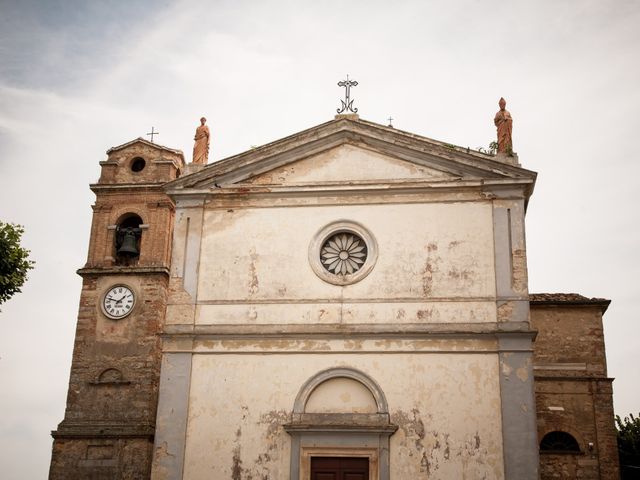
[117,229,139,257]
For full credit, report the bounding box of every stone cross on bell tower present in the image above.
[146,126,159,143]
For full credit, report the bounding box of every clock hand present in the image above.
[115,293,132,304]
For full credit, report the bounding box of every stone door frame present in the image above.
[306,448,376,480]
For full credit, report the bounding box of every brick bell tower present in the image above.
[49,138,184,479]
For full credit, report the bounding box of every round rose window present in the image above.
[309,221,378,286]
[320,232,368,275]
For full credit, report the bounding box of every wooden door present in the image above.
[311,457,369,480]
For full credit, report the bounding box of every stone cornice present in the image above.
[161,322,536,338]
[77,266,170,277]
[533,376,615,383]
[52,422,155,439]
[168,178,534,203]
[90,182,169,194]
[166,117,537,193]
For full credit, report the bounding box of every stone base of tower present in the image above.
[50,434,153,479]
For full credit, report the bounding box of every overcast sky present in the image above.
[1,0,639,477]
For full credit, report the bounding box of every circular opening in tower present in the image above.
[130,157,146,172]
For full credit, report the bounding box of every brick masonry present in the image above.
[531,294,620,480]
[49,140,184,480]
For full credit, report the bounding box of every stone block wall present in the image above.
[49,140,182,479]
[531,294,619,480]
[49,271,169,479]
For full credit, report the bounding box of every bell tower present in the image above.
[49,138,184,479]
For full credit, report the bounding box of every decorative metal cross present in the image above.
[337,75,358,114]
[146,126,159,143]
[387,116,394,127]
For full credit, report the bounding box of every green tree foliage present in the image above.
[0,222,35,306]
[617,413,640,478]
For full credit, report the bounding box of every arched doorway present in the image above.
[284,367,397,480]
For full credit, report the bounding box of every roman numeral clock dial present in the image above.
[102,285,136,320]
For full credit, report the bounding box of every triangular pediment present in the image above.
[166,116,536,193]
[107,137,184,156]
[242,144,458,186]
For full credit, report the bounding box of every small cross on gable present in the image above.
[146,127,159,143]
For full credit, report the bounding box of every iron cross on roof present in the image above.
[146,126,159,143]
[337,75,358,114]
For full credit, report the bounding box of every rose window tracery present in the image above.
[320,232,368,275]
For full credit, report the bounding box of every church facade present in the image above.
[49,115,619,479]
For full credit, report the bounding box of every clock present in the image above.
[102,285,136,319]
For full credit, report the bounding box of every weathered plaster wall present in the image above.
[191,202,496,325]
[305,377,377,413]
[192,301,496,326]
[158,142,537,479]
[182,353,505,480]
[245,144,454,184]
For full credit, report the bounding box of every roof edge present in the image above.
[166,116,537,191]
[529,293,611,313]
[106,137,184,157]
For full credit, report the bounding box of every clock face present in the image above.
[102,285,135,319]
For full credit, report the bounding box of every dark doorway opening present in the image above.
[311,457,369,480]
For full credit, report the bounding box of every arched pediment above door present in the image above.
[293,367,390,414]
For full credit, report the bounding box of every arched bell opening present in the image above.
[114,214,143,265]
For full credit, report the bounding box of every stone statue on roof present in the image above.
[192,117,210,165]
[494,97,513,155]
